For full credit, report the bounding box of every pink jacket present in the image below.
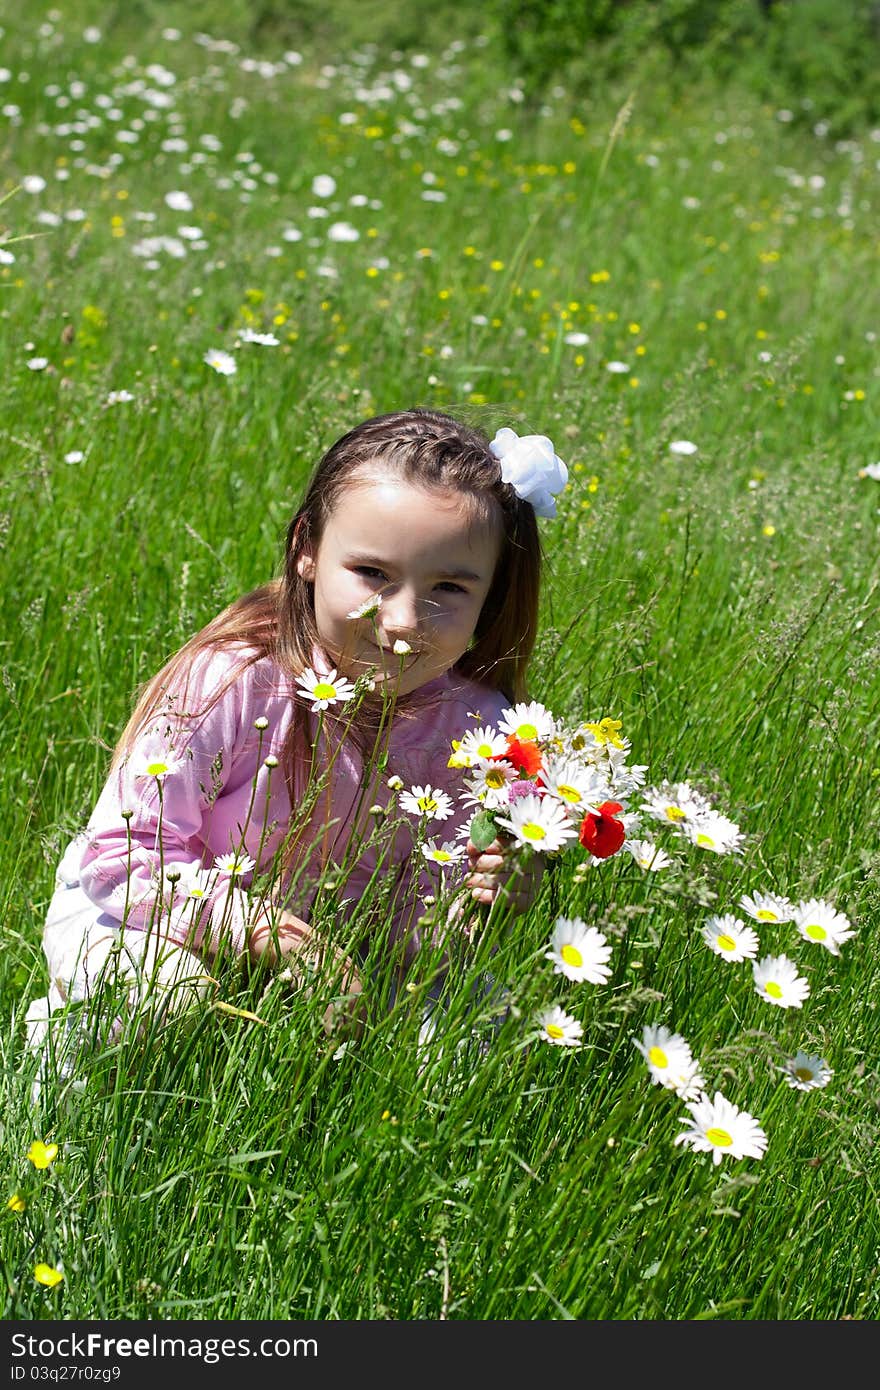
[70,645,509,967]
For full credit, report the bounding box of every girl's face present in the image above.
[297,469,502,697]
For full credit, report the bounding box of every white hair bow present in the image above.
[489,427,568,519]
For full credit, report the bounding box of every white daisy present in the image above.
[634,1024,705,1098]
[792,898,855,956]
[752,954,810,1009]
[449,725,508,767]
[640,780,712,826]
[183,867,218,900]
[131,744,183,780]
[295,666,357,711]
[739,890,794,924]
[681,811,744,855]
[858,461,880,481]
[461,756,518,809]
[536,1004,583,1048]
[346,593,382,621]
[497,701,555,743]
[399,784,454,822]
[421,840,467,868]
[701,914,760,962]
[237,328,280,346]
[669,439,698,455]
[545,917,612,985]
[778,1050,833,1091]
[203,348,237,376]
[392,639,412,655]
[494,793,577,853]
[538,754,604,814]
[605,360,630,374]
[214,851,256,876]
[625,838,672,871]
[674,1091,768,1165]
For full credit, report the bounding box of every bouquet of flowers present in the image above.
[446,700,647,865]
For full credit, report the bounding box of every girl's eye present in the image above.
[355,566,386,580]
[436,582,466,594]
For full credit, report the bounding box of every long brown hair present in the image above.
[112,408,543,776]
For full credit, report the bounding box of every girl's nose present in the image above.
[380,587,421,636]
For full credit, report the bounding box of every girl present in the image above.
[26,407,568,1085]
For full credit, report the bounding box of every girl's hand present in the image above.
[248,908,365,1039]
[464,838,545,915]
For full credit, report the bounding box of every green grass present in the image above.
[2,1,880,1321]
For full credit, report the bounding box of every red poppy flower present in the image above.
[498,736,542,778]
[579,800,625,859]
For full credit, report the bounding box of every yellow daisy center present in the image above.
[794,1066,814,1082]
[477,742,494,757]
[665,806,686,822]
[313,682,336,700]
[557,782,580,803]
[561,943,583,967]
[765,981,783,999]
[522,822,546,842]
[717,934,736,952]
[546,1023,564,1039]
[756,908,778,921]
[516,721,538,740]
[696,833,715,847]
[705,1127,733,1148]
[431,850,452,863]
[485,769,507,789]
[805,923,827,941]
[418,796,438,813]
[648,1046,668,1069]
[145,760,170,776]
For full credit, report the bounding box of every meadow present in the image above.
[2,0,879,1322]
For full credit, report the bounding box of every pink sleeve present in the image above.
[78,648,267,957]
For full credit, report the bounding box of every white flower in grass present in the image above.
[740,890,794,924]
[682,811,744,855]
[641,780,711,826]
[752,954,810,1009]
[545,917,612,984]
[184,868,218,900]
[346,593,382,620]
[214,851,256,877]
[295,666,356,711]
[497,700,555,743]
[392,639,412,656]
[625,838,672,871]
[674,1091,768,1166]
[669,439,698,455]
[106,389,135,404]
[311,174,337,197]
[462,756,518,809]
[792,898,855,956]
[165,189,193,211]
[237,328,280,346]
[449,725,508,767]
[778,1050,833,1091]
[400,784,454,822]
[858,461,880,481]
[494,794,577,853]
[421,840,467,868]
[536,1004,583,1048]
[701,914,760,962]
[605,360,630,374]
[203,348,237,376]
[131,745,183,780]
[27,356,49,371]
[634,1025,705,1099]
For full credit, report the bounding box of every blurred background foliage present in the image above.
[111,0,880,139]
